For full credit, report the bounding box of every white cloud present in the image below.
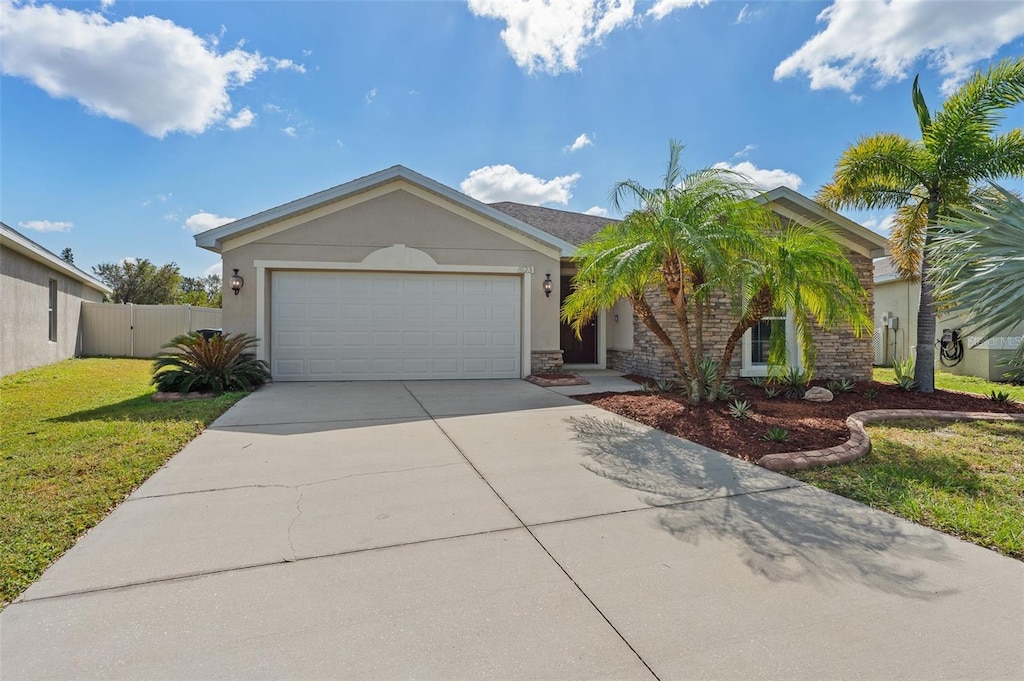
[365,87,377,104]
[564,132,594,153]
[163,212,179,222]
[270,57,305,73]
[713,161,803,192]
[225,107,255,130]
[467,0,637,75]
[0,2,297,137]
[733,143,756,158]
[849,93,864,104]
[774,0,1024,95]
[861,213,896,236]
[460,164,581,205]
[203,262,221,277]
[647,0,711,21]
[17,219,73,232]
[335,138,344,148]
[121,256,137,265]
[183,212,235,234]
[263,102,284,114]
[301,48,312,57]
[282,126,297,137]
[100,0,115,10]
[583,205,609,217]
[734,3,762,25]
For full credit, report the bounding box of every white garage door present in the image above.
[271,271,521,381]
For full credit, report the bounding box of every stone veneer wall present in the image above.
[530,350,564,375]
[610,248,874,382]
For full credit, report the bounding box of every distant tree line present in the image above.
[91,258,222,307]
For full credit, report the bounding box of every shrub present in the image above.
[728,399,753,419]
[764,387,781,399]
[775,368,812,398]
[152,332,270,395]
[989,390,1014,404]
[893,356,917,391]
[762,427,789,443]
[827,378,855,393]
[864,386,880,399]
[747,376,766,388]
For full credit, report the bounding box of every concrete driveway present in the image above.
[2,380,1022,680]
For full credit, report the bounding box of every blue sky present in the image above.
[2,0,1023,279]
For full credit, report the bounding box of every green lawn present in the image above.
[873,367,1024,402]
[0,358,246,607]
[792,419,1024,558]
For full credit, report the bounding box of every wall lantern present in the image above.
[229,269,244,295]
[543,273,553,298]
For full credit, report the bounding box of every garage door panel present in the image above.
[272,272,520,380]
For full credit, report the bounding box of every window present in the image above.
[750,316,784,365]
[741,310,799,377]
[48,279,58,342]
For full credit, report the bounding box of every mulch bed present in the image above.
[526,373,589,387]
[575,378,1024,463]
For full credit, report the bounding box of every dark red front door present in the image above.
[560,275,597,364]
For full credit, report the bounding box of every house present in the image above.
[874,256,1022,381]
[194,165,886,382]
[1,222,112,377]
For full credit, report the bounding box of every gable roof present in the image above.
[488,202,618,246]
[193,165,578,257]
[756,186,889,259]
[0,222,112,294]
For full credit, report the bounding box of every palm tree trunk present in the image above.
[914,199,939,393]
[632,295,689,384]
[710,287,772,400]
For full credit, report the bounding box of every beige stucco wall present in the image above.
[219,187,562,359]
[874,276,1023,381]
[607,299,634,351]
[1,246,105,377]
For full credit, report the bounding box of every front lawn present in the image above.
[791,419,1024,559]
[0,358,246,607]
[873,367,1024,402]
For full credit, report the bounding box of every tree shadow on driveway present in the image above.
[567,414,959,599]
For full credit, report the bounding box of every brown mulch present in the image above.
[575,379,1024,463]
[526,373,589,387]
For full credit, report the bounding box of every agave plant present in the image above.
[152,332,270,395]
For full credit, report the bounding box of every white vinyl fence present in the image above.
[81,303,222,358]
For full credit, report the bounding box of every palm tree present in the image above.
[563,140,871,402]
[930,184,1024,374]
[817,57,1024,392]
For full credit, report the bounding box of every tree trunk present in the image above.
[632,296,689,384]
[914,198,939,393]
[663,256,701,401]
[710,287,773,401]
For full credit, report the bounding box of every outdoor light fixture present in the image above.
[543,273,553,298]
[229,269,244,295]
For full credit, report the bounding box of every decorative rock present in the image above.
[803,386,834,403]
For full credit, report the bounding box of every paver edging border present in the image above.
[758,409,1024,472]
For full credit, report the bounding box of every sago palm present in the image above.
[930,184,1024,371]
[817,57,1024,392]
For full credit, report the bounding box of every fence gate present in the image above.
[81,303,222,358]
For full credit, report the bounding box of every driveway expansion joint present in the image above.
[398,381,662,681]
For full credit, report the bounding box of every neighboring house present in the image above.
[874,256,1023,381]
[1,222,112,377]
[194,165,886,382]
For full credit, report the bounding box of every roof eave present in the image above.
[0,223,112,294]
[756,186,890,259]
[193,166,577,258]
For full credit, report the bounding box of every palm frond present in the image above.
[930,183,1024,362]
[816,133,930,211]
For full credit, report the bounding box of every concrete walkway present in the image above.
[2,380,1022,680]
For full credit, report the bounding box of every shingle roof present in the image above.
[874,256,899,280]
[488,202,618,246]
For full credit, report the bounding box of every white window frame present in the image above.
[48,279,58,343]
[740,309,801,377]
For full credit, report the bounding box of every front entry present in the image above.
[559,275,597,364]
